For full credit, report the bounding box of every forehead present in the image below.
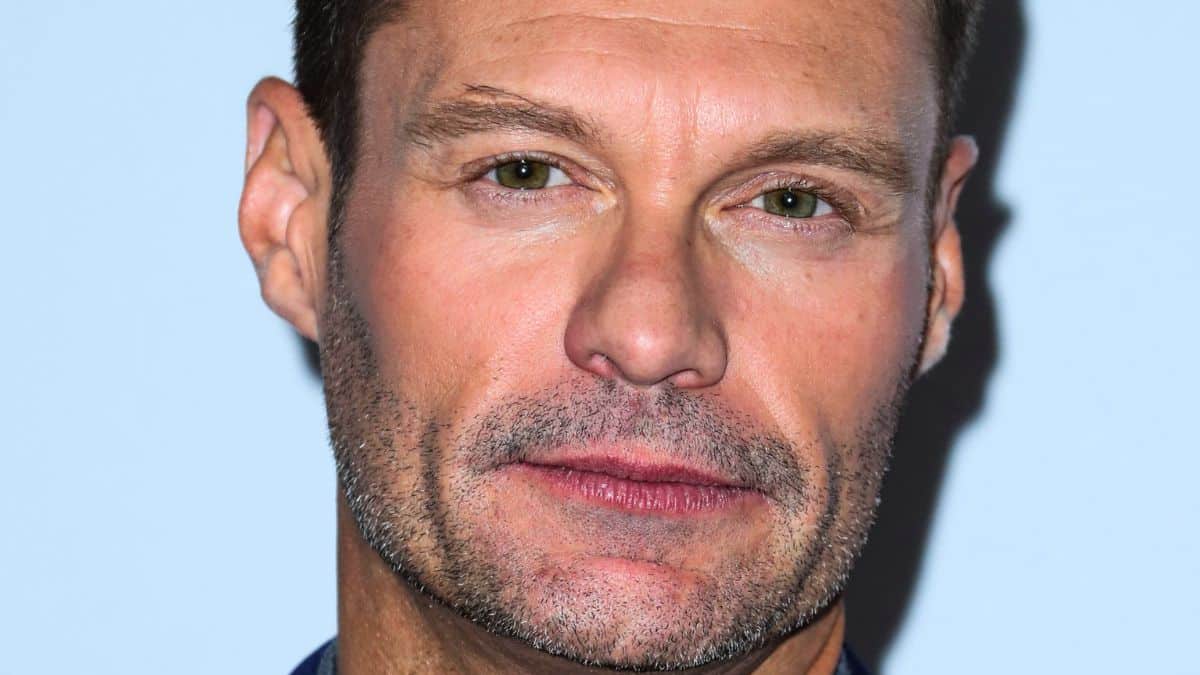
[364,0,937,166]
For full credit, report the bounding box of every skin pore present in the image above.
[239,1,976,672]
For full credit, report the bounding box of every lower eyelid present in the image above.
[464,181,588,209]
[727,204,852,236]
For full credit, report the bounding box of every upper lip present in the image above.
[519,451,751,490]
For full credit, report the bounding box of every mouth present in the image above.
[508,453,763,515]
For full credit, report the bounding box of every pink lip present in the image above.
[510,454,760,515]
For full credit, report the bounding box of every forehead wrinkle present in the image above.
[533,10,760,32]
[475,9,833,53]
[468,2,926,55]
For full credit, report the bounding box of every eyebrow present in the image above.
[404,84,601,149]
[739,132,917,195]
[404,84,915,195]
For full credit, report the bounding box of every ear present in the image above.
[918,135,978,375]
[238,77,331,341]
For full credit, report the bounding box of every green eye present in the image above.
[492,159,552,189]
[758,188,820,218]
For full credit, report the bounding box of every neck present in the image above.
[335,501,846,675]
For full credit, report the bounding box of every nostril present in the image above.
[586,352,617,378]
[667,369,706,389]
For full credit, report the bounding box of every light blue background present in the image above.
[2,2,1196,673]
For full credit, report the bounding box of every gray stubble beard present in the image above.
[318,250,918,670]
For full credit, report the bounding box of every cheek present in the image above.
[344,191,581,408]
[733,241,928,439]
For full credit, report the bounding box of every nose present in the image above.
[563,221,728,390]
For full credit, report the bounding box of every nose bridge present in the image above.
[563,198,728,390]
[607,218,695,329]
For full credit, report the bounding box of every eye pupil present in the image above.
[495,159,551,189]
[763,188,818,218]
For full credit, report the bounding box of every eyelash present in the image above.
[460,151,583,205]
[746,176,859,227]
[464,152,861,229]
[470,151,575,184]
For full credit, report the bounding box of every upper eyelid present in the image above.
[465,151,603,190]
[731,174,862,221]
[467,151,560,177]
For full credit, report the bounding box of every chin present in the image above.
[495,561,761,668]
[435,512,813,669]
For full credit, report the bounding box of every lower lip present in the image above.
[511,463,759,515]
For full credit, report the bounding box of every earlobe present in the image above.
[237,77,330,342]
[918,135,977,374]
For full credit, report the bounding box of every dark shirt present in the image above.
[291,639,870,674]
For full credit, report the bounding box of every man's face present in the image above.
[323,0,941,668]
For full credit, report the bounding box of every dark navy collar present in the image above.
[291,638,869,674]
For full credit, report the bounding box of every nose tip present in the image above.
[563,259,728,390]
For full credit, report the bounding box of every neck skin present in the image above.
[336,499,846,675]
